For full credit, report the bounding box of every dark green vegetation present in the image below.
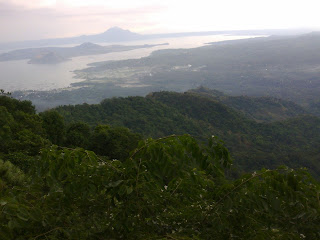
[0,94,141,169]
[15,32,320,114]
[188,87,308,122]
[0,95,48,171]
[1,95,319,239]
[56,90,320,178]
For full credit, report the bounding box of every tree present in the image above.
[40,110,65,145]
[65,122,91,148]
[89,124,142,160]
[0,135,318,239]
[0,107,14,153]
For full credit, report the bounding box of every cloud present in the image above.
[0,0,56,9]
[0,2,24,14]
[0,1,167,42]
[0,0,320,42]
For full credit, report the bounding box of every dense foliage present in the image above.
[56,91,320,178]
[188,87,308,122]
[1,136,319,239]
[0,96,141,169]
[0,95,319,239]
[0,95,48,170]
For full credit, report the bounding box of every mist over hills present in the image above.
[64,32,320,114]
[0,27,141,50]
[0,27,311,51]
[6,31,319,121]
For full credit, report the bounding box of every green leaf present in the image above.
[108,180,123,188]
[17,213,28,221]
[29,208,43,221]
[126,186,133,195]
[0,200,8,206]
[0,228,13,240]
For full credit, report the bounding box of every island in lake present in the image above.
[0,42,169,64]
[27,52,70,64]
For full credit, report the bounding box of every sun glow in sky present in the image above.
[0,0,320,42]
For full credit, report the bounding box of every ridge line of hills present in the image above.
[53,88,320,178]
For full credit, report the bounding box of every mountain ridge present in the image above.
[187,87,309,122]
[55,90,320,177]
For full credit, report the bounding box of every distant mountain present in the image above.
[0,27,312,51]
[90,27,142,42]
[0,27,143,51]
[75,42,105,50]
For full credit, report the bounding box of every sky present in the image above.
[0,0,320,42]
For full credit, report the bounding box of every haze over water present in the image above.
[0,35,261,92]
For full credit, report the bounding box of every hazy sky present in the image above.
[1,0,320,42]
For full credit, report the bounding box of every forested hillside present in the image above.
[1,94,320,239]
[188,87,309,122]
[56,91,320,177]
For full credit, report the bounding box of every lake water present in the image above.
[0,35,263,92]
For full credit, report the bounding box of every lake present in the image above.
[0,35,262,92]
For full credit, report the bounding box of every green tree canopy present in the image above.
[65,122,91,148]
[0,135,319,239]
[40,110,65,145]
[89,124,142,161]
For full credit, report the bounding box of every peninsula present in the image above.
[0,42,169,64]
